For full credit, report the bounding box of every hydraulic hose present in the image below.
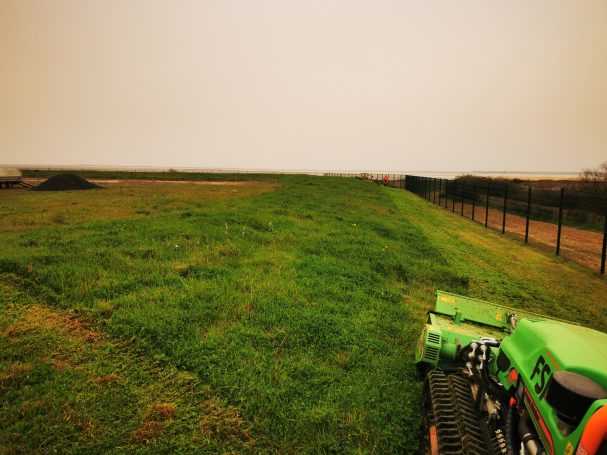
[470,367,485,410]
[518,412,546,455]
[474,382,485,410]
[457,344,471,363]
[504,404,517,455]
[482,366,508,404]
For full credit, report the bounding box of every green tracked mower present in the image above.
[416,291,607,455]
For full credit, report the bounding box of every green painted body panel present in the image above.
[496,318,607,455]
[433,290,571,331]
[416,290,607,455]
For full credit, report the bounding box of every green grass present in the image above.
[1,174,606,454]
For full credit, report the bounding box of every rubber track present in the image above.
[426,370,492,455]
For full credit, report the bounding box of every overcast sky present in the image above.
[1,0,606,172]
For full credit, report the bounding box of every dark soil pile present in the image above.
[33,173,102,191]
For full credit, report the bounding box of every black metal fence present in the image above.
[404,175,607,274]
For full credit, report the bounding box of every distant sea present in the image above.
[9,164,579,180]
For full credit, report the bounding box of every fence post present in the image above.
[446,180,450,209]
[460,181,465,216]
[447,180,451,209]
[556,188,564,256]
[451,181,455,212]
[485,182,490,227]
[525,187,532,244]
[443,179,447,208]
[433,178,437,204]
[501,184,508,234]
[471,183,476,221]
[601,206,607,274]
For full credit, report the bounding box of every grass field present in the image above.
[1,173,606,454]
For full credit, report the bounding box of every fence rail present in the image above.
[404,175,607,275]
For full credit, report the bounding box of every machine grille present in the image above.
[425,346,439,361]
[428,332,441,344]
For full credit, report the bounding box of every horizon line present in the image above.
[2,164,580,176]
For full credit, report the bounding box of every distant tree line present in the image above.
[445,162,607,223]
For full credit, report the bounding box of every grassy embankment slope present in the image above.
[1,173,606,454]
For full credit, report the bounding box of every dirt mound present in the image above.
[33,174,102,191]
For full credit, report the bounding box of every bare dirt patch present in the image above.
[130,402,177,443]
[0,179,277,233]
[199,398,253,443]
[92,373,123,385]
[1,304,101,345]
[130,421,165,443]
[150,403,177,421]
[25,178,255,186]
[0,363,32,388]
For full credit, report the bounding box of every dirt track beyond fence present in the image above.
[439,199,604,270]
[404,175,607,274]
